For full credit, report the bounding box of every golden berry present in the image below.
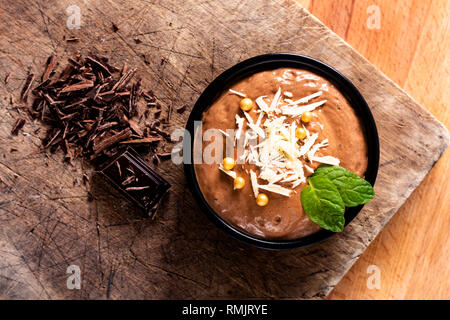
[295,127,307,140]
[256,193,269,206]
[239,98,253,111]
[222,157,235,170]
[301,111,313,123]
[233,177,245,190]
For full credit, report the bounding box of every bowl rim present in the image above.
[183,53,380,250]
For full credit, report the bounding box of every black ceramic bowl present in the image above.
[184,53,379,250]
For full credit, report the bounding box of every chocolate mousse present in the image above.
[194,68,368,240]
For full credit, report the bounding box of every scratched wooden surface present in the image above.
[0,0,448,299]
[296,0,450,299]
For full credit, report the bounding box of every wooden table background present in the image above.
[295,0,449,300]
[0,0,448,300]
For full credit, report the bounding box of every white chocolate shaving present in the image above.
[258,184,292,197]
[255,96,270,113]
[307,139,329,161]
[224,87,340,198]
[235,114,244,141]
[291,180,303,189]
[219,165,237,179]
[218,129,229,137]
[228,89,246,97]
[281,100,327,117]
[250,170,259,198]
[304,164,314,174]
[269,87,282,111]
[259,167,283,184]
[243,111,265,138]
[288,91,323,105]
[255,112,264,127]
[239,149,249,161]
[299,133,318,156]
[310,155,340,166]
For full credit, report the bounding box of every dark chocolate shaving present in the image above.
[11,118,26,135]
[157,152,172,158]
[5,72,12,84]
[120,137,161,144]
[176,105,186,114]
[20,73,35,102]
[125,186,150,191]
[121,175,135,186]
[42,55,58,82]
[143,54,150,65]
[18,53,162,159]
[60,79,94,93]
[65,36,79,42]
[12,53,173,217]
[92,128,132,158]
[166,103,172,122]
[86,55,112,77]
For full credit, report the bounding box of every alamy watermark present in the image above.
[366,264,381,290]
[66,265,81,289]
[366,5,381,30]
[66,5,81,30]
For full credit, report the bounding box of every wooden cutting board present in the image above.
[0,0,448,299]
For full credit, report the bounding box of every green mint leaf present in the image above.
[300,175,345,232]
[314,165,375,207]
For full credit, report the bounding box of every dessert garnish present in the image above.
[228,89,246,97]
[239,98,253,111]
[301,165,375,232]
[256,193,269,207]
[233,177,245,190]
[219,88,340,203]
[222,157,236,170]
[218,87,374,232]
